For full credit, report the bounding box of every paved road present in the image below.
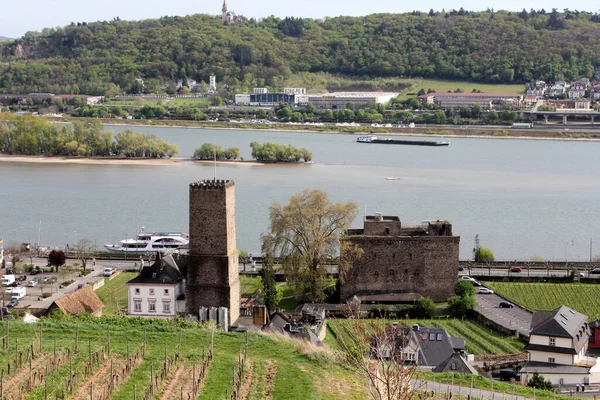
[475,292,532,336]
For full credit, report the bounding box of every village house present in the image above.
[45,287,104,317]
[526,80,548,98]
[548,81,569,97]
[590,84,600,100]
[126,254,186,318]
[568,79,589,99]
[520,306,600,387]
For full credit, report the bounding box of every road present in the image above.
[475,292,532,336]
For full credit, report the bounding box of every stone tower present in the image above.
[221,0,228,20]
[187,179,240,325]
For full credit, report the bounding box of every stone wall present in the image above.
[187,180,240,325]
[341,235,460,302]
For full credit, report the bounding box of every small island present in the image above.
[192,142,312,163]
[0,113,179,159]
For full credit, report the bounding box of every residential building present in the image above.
[520,306,600,386]
[126,254,185,318]
[548,81,569,97]
[370,324,467,369]
[433,353,479,374]
[299,92,399,110]
[340,216,459,303]
[568,79,588,99]
[45,287,104,317]
[591,85,600,100]
[418,92,522,109]
[235,88,303,106]
[527,80,547,97]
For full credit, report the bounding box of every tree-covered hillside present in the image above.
[0,37,13,42]
[1,9,600,95]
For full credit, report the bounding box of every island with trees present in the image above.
[192,142,312,164]
[0,114,179,158]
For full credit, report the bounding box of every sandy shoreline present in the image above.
[0,155,182,166]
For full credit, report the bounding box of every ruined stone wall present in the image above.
[187,180,240,324]
[341,236,459,302]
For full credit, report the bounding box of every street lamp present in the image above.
[74,231,77,245]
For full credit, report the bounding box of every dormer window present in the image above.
[134,288,140,295]
[149,289,155,296]
[549,337,556,346]
[164,289,169,295]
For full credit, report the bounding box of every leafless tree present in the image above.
[74,238,95,272]
[329,305,417,400]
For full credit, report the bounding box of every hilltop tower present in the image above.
[221,0,228,20]
[187,179,240,325]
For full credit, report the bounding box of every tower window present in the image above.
[374,271,380,278]
[385,228,390,235]
[389,270,395,278]
[352,271,358,278]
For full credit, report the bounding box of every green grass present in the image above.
[94,272,137,316]
[0,318,366,400]
[485,282,600,320]
[240,275,262,297]
[166,98,211,107]
[327,318,524,356]
[404,78,525,98]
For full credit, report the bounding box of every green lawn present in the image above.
[166,98,211,107]
[240,275,262,297]
[404,78,525,98]
[485,282,600,320]
[94,272,137,316]
[327,318,524,356]
[0,319,366,400]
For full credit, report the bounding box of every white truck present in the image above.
[1,275,15,286]
[103,268,117,277]
[10,287,26,300]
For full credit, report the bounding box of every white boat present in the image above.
[103,231,189,253]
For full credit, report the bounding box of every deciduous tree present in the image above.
[47,250,66,272]
[262,189,359,302]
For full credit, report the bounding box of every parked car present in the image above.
[590,268,600,275]
[471,280,482,287]
[499,369,520,381]
[7,299,18,308]
[479,288,494,294]
[29,269,41,275]
[17,275,27,282]
[461,276,475,281]
[1,307,9,316]
[5,268,14,275]
[509,267,522,273]
[28,280,38,287]
[458,266,464,271]
[499,301,514,308]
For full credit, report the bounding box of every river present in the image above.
[1,126,599,261]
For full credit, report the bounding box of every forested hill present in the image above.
[1,9,600,95]
[0,37,13,42]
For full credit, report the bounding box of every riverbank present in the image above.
[0,155,181,166]
[42,115,600,142]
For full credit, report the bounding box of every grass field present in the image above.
[326,318,524,356]
[0,319,366,400]
[284,72,526,99]
[485,282,600,320]
[94,272,137,315]
[166,98,211,107]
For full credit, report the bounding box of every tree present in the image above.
[455,280,475,298]
[238,250,249,270]
[475,246,495,262]
[527,371,553,390]
[448,294,476,317]
[262,189,359,302]
[259,252,282,313]
[73,238,95,272]
[47,250,66,272]
[412,297,435,318]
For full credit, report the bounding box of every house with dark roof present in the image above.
[46,287,104,317]
[126,254,185,318]
[433,353,478,375]
[370,324,467,369]
[521,306,600,386]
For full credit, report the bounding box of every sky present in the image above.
[1,0,598,38]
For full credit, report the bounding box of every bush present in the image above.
[448,295,476,317]
[412,297,435,318]
[42,293,52,298]
[475,246,495,262]
[455,280,475,297]
[527,371,553,390]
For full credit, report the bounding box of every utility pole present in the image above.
[591,238,593,263]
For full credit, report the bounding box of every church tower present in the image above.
[187,179,240,326]
[222,0,228,20]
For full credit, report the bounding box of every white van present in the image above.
[10,287,26,300]
[1,275,15,286]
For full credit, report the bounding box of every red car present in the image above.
[509,267,522,273]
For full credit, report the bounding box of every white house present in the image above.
[126,254,185,318]
[521,306,598,387]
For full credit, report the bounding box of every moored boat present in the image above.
[103,230,189,253]
[357,135,449,146]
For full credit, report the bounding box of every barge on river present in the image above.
[357,136,449,146]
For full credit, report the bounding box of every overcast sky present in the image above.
[1,0,598,38]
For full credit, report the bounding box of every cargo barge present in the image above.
[357,136,449,146]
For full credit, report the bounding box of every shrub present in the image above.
[412,297,435,318]
[455,280,475,297]
[475,246,494,262]
[527,371,553,390]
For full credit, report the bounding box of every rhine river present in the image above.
[1,126,600,261]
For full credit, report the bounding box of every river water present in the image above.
[1,125,599,261]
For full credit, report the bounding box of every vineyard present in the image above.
[485,282,600,320]
[0,319,367,400]
[327,318,524,356]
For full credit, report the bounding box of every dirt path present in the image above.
[236,360,254,400]
[72,356,116,400]
[159,364,186,400]
[262,361,277,400]
[3,353,50,392]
